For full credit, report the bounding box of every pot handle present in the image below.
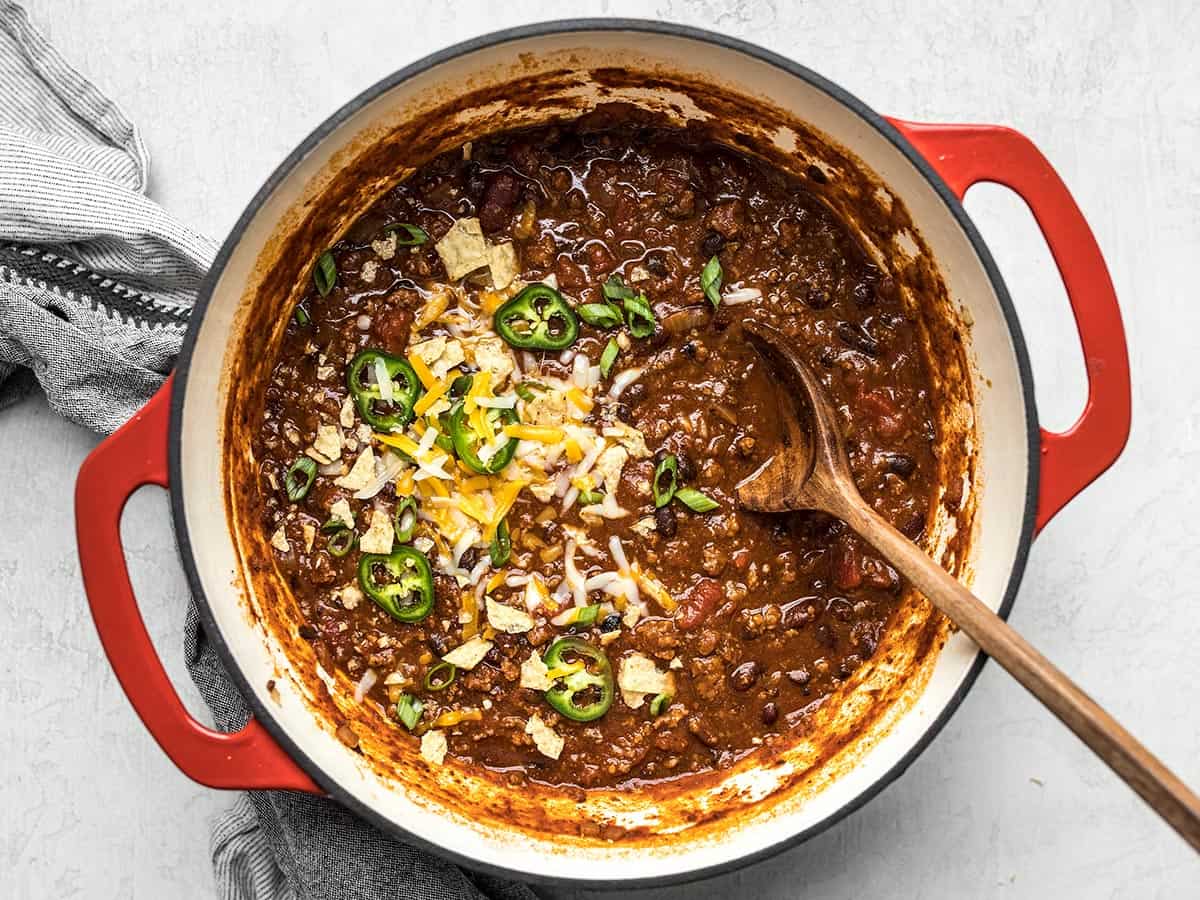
[887,119,1131,532]
[75,378,320,793]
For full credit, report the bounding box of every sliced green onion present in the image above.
[396,694,424,730]
[674,487,719,513]
[321,517,349,533]
[602,273,635,302]
[652,455,678,508]
[515,383,536,402]
[599,337,620,379]
[294,305,310,327]
[578,488,604,505]
[423,661,457,691]
[394,497,418,543]
[701,255,722,308]
[327,528,356,557]
[576,302,623,329]
[380,223,428,246]
[489,518,511,567]
[623,293,655,339]
[284,457,317,502]
[314,251,337,296]
[649,692,672,716]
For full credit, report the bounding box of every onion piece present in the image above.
[608,368,645,400]
[561,485,579,511]
[722,286,762,305]
[318,459,344,476]
[558,348,575,365]
[356,314,372,331]
[354,668,378,703]
[353,451,408,500]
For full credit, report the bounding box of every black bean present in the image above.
[805,286,832,309]
[622,381,648,405]
[654,504,677,538]
[806,164,829,184]
[781,597,819,628]
[676,452,697,483]
[600,614,622,633]
[681,340,698,358]
[458,547,479,572]
[615,402,633,423]
[901,512,926,540]
[699,230,726,257]
[730,661,761,691]
[835,320,879,356]
[298,624,318,641]
[886,453,916,478]
[427,633,450,655]
[646,251,670,277]
[761,702,779,726]
[852,281,876,307]
[815,623,836,649]
[837,654,862,679]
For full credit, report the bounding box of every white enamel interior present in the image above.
[175,27,1031,883]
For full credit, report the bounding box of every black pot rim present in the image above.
[169,17,1039,890]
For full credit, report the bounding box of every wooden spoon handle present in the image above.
[838,499,1200,852]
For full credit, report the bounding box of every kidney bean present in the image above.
[676,578,723,630]
[761,702,779,725]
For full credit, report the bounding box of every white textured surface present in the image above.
[1,0,1197,896]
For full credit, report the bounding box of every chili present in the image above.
[284,457,316,502]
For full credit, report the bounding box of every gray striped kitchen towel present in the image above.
[0,4,535,899]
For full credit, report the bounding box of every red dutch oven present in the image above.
[74,21,1129,887]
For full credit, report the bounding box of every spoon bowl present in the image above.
[735,319,1200,853]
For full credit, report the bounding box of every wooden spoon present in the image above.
[735,320,1200,852]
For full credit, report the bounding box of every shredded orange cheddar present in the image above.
[374,432,421,458]
[565,387,594,412]
[407,353,438,391]
[564,437,583,463]
[414,379,449,416]
[433,708,482,728]
[503,424,563,443]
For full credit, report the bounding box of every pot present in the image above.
[74,20,1130,887]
